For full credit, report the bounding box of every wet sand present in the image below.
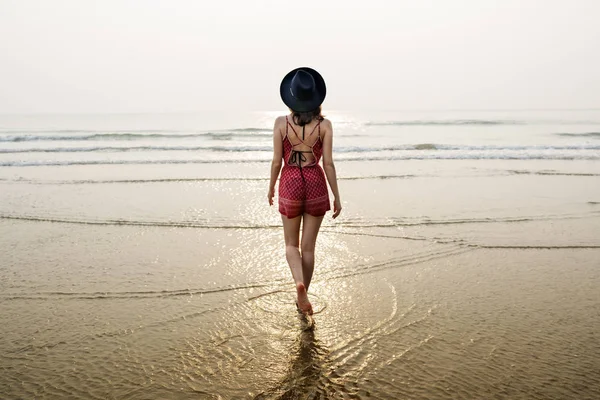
[1,161,600,399]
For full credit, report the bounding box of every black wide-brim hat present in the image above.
[280,67,326,112]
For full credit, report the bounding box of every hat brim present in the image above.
[280,67,326,112]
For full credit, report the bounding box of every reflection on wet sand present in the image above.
[255,318,330,400]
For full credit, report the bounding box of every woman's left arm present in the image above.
[268,117,284,206]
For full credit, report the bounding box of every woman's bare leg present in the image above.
[282,215,312,314]
[301,213,324,291]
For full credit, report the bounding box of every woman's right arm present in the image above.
[321,119,342,218]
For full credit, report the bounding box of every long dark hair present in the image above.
[291,106,324,126]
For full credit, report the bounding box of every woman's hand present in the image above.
[268,187,275,206]
[333,198,342,219]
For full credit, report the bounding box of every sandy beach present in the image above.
[1,111,600,399]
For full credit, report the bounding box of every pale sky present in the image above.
[1,0,599,113]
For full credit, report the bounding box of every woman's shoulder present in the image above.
[273,115,288,129]
[320,117,333,132]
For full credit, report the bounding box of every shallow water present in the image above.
[2,220,599,399]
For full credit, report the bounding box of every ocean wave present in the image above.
[366,119,600,127]
[1,211,597,229]
[0,282,275,301]
[2,152,600,167]
[0,129,173,134]
[0,145,271,153]
[228,127,270,132]
[339,144,600,152]
[365,119,521,126]
[1,174,415,185]
[471,244,600,249]
[0,130,271,142]
[2,144,600,154]
[555,132,600,138]
[508,170,600,177]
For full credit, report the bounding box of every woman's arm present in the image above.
[321,119,342,218]
[268,117,284,206]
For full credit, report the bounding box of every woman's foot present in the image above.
[296,282,313,315]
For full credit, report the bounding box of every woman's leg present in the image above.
[282,215,312,314]
[301,213,324,291]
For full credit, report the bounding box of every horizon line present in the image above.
[1,108,600,116]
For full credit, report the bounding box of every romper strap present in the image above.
[285,115,299,136]
[318,119,321,139]
[307,119,321,138]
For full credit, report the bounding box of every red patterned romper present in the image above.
[279,116,331,218]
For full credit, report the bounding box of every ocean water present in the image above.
[1,110,600,399]
[1,110,600,168]
[1,109,599,232]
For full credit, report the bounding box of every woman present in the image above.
[267,67,342,315]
